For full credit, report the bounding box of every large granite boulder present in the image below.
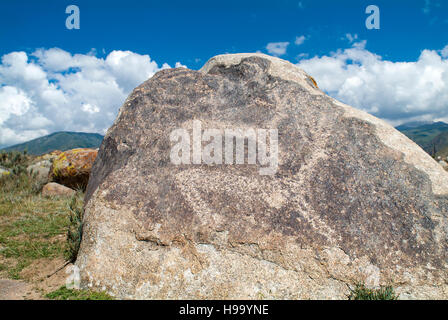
[49,148,97,190]
[34,150,62,162]
[76,53,448,299]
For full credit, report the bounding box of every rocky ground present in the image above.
[0,260,72,300]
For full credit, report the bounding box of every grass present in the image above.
[0,151,112,300]
[65,194,84,262]
[0,150,31,169]
[0,152,83,280]
[46,286,114,300]
[348,282,399,300]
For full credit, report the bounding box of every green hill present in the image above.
[396,121,448,156]
[1,132,104,155]
[428,131,448,158]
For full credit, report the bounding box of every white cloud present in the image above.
[295,36,306,46]
[0,86,33,124]
[266,42,290,56]
[344,33,358,43]
[81,103,100,114]
[297,41,448,125]
[4,43,448,148]
[32,48,74,71]
[296,53,309,60]
[441,45,448,58]
[0,48,185,147]
[175,62,187,68]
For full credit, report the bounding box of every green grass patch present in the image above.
[349,282,398,300]
[3,214,69,239]
[1,239,65,260]
[0,155,84,279]
[65,194,84,262]
[0,202,73,277]
[46,286,114,300]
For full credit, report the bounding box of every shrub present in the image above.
[64,193,84,263]
[0,170,32,194]
[0,151,31,169]
[46,286,114,300]
[0,151,32,189]
[349,282,398,300]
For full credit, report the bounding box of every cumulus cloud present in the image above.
[296,53,309,60]
[295,36,306,46]
[297,41,448,125]
[441,45,448,58]
[266,42,289,56]
[0,86,33,125]
[0,48,184,147]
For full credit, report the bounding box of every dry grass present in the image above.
[0,172,79,280]
[0,152,88,299]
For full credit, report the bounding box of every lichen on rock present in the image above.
[76,53,448,300]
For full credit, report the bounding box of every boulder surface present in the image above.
[42,182,75,197]
[77,53,448,299]
[34,150,62,162]
[27,160,52,184]
[49,148,97,190]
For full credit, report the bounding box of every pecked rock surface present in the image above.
[76,53,448,299]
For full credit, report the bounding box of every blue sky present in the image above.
[1,0,448,147]
[2,0,447,66]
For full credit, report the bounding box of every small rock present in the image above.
[42,182,75,197]
[27,160,51,184]
[439,161,448,169]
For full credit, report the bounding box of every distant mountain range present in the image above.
[396,121,448,158]
[1,132,104,155]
